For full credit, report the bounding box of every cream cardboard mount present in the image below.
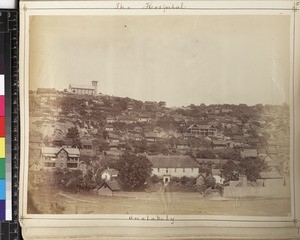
[19,1,300,239]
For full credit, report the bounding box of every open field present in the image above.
[28,188,291,216]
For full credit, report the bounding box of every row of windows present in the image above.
[43,157,79,161]
[157,168,196,173]
[44,162,78,168]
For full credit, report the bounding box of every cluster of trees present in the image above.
[222,158,266,183]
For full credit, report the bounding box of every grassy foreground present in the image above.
[28,188,291,216]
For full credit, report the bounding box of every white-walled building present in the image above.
[148,155,199,184]
[101,168,119,181]
[69,81,98,95]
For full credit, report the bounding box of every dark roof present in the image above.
[196,158,239,165]
[37,88,56,94]
[148,155,199,168]
[144,132,158,138]
[99,181,121,191]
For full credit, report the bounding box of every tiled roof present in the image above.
[99,181,121,191]
[148,155,199,168]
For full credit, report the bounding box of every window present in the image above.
[183,168,185,172]
[67,163,78,168]
[174,168,176,172]
[158,168,160,172]
[166,168,168,173]
[44,162,55,168]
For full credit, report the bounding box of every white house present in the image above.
[101,168,119,181]
[212,169,225,185]
[148,155,199,184]
[68,81,98,95]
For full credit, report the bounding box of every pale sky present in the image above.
[29,15,290,107]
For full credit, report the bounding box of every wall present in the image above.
[152,167,199,178]
[223,186,290,198]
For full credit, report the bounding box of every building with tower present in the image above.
[68,81,98,95]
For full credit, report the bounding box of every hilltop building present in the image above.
[68,81,98,95]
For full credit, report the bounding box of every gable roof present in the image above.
[41,147,80,157]
[148,155,199,168]
[102,168,119,176]
[188,124,215,130]
[99,181,121,191]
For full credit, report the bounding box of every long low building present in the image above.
[41,146,80,170]
[147,155,199,183]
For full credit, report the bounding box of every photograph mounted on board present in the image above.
[26,15,291,216]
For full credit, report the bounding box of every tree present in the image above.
[66,127,82,148]
[204,175,216,189]
[117,153,153,191]
[222,160,239,183]
[196,149,215,159]
[239,158,266,182]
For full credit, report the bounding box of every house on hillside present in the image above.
[176,140,189,150]
[144,132,158,142]
[221,108,233,114]
[138,115,151,123]
[211,140,230,149]
[106,117,117,124]
[36,88,56,95]
[187,124,216,136]
[241,149,258,158]
[105,125,114,132]
[41,146,80,169]
[81,139,93,150]
[148,155,199,184]
[97,181,121,195]
[101,168,119,181]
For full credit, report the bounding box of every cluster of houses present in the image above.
[28,87,290,197]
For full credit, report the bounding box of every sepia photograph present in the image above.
[26,14,292,217]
